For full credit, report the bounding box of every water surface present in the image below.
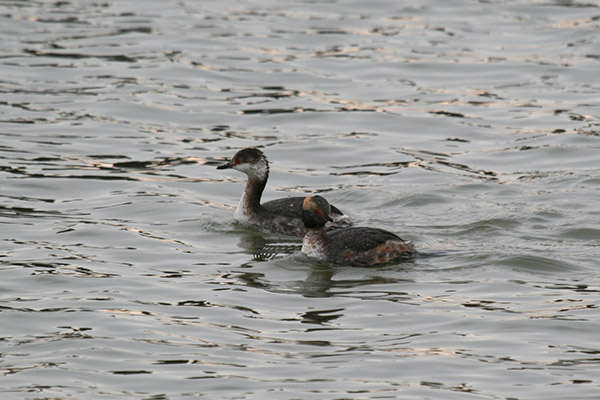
[1,0,599,399]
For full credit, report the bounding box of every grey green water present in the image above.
[1,0,599,399]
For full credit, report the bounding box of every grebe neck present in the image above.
[235,174,267,220]
[301,227,328,258]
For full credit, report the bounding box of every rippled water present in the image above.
[1,0,600,399]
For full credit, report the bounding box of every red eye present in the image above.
[235,159,242,165]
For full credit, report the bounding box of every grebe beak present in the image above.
[216,162,232,170]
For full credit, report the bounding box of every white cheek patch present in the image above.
[235,162,268,180]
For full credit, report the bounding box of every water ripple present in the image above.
[2,0,600,399]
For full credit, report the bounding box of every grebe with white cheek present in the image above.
[217,148,349,236]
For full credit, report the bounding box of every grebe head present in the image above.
[302,196,333,229]
[217,147,269,180]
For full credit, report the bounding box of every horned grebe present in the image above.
[301,196,414,267]
[217,147,347,236]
